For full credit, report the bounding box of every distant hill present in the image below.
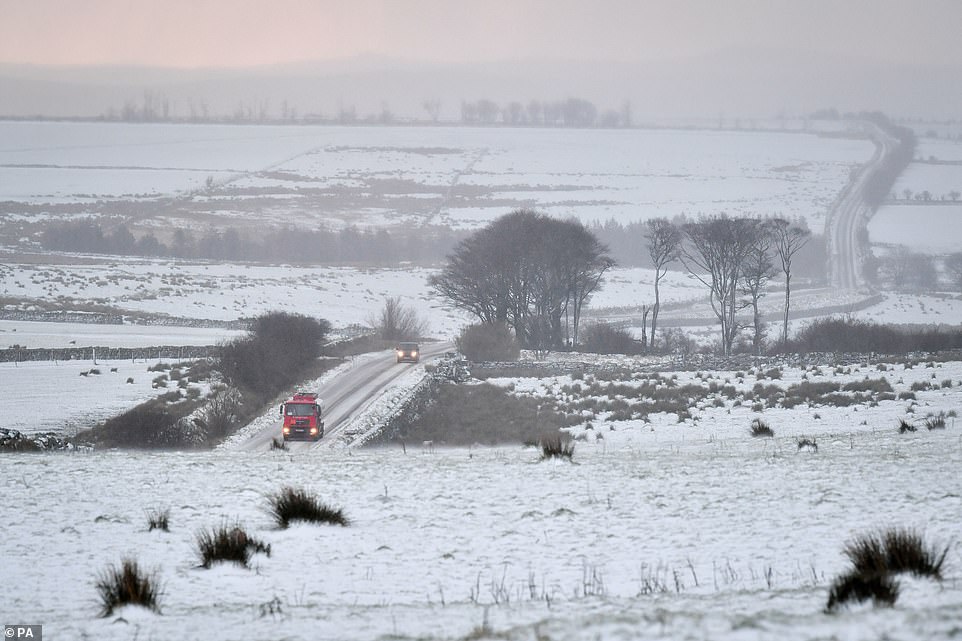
[1,48,960,121]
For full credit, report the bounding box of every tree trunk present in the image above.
[650,276,661,349]
[782,272,791,348]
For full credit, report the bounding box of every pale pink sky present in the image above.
[1,0,960,68]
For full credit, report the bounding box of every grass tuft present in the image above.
[196,523,271,568]
[146,508,170,532]
[796,437,817,452]
[897,418,917,433]
[925,412,947,430]
[267,487,348,529]
[826,572,899,612]
[270,437,289,451]
[827,527,948,612]
[749,418,774,437]
[539,433,575,460]
[844,528,948,580]
[95,558,161,617]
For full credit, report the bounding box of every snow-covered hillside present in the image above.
[2,356,961,639]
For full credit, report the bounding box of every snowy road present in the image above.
[827,121,899,290]
[232,341,452,452]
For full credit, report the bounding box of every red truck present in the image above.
[279,392,324,441]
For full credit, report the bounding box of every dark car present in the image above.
[396,342,420,363]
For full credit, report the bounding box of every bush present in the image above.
[196,523,271,569]
[843,378,894,394]
[267,487,348,528]
[456,322,520,362]
[86,400,199,448]
[750,418,774,437]
[540,433,575,460]
[146,508,170,532]
[369,296,427,341]
[219,312,331,400]
[578,322,643,355]
[784,317,962,354]
[95,558,161,617]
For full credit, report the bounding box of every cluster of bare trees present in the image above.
[431,210,613,350]
[459,98,631,128]
[642,215,810,356]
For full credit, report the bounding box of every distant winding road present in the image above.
[827,122,900,290]
[233,341,452,452]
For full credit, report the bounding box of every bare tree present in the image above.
[422,99,441,123]
[644,218,682,348]
[370,296,428,341]
[740,224,777,355]
[770,218,811,348]
[431,210,611,350]
[680,216,760,355]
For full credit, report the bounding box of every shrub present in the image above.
[898,391,916,401]
[750,418,774,437]
[539,433,575,460]
[147,362,170,372]
[369,295,427,341]
[126,377,134,384]
[786,317,962,354]
[95,558,161,617]
[85,400,199,448]
[151,375,168,388]
[268,487,348,528]
[762,368,782,380]
[196,523,271,569]
[796,437,817,452]
[843,378,894,394]
[456,322,520,362]
[219,312,331,401]
[910,381,931,392]
[578,322,643,355]
[146,508,170,532]
[941,379,953,389]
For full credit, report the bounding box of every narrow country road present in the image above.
[233,341,452,452]
[827,121,899,290]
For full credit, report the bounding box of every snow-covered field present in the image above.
[869,204,962,254]
[0,121,873,234]
[0,257,468,334]
[869,133,962,254]
[0,319,241,349]
[2,357,961,640]
[0,358,208,435]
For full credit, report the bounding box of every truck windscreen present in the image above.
[286,404,314,416]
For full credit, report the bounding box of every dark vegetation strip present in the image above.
[0,345,219,363]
